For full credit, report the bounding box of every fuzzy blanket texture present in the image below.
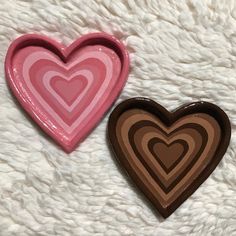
[0,0,236,235]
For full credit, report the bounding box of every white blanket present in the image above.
[0,0,236,235]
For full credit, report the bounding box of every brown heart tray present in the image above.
[107,98,231,218]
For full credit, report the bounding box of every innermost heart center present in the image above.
[50,75,88,106]
[149,138,188,173]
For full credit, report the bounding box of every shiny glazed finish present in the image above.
[108,98,231,218]
[5,33,130,152]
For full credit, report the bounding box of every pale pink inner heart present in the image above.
[13,45,122,136]
[51,75,88,106]
[43,69,94,113]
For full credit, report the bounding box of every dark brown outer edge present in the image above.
[107,97,231,218]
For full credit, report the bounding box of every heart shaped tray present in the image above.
[108,98,231,217]
[5,33,129,152]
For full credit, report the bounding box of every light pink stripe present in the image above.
[43,70,93,112]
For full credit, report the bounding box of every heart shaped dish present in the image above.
[5,33,129,152]
[108,98,231,218]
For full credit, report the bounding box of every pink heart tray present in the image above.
[5,33,129,152]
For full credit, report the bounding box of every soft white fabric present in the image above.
[0,0,236,235]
